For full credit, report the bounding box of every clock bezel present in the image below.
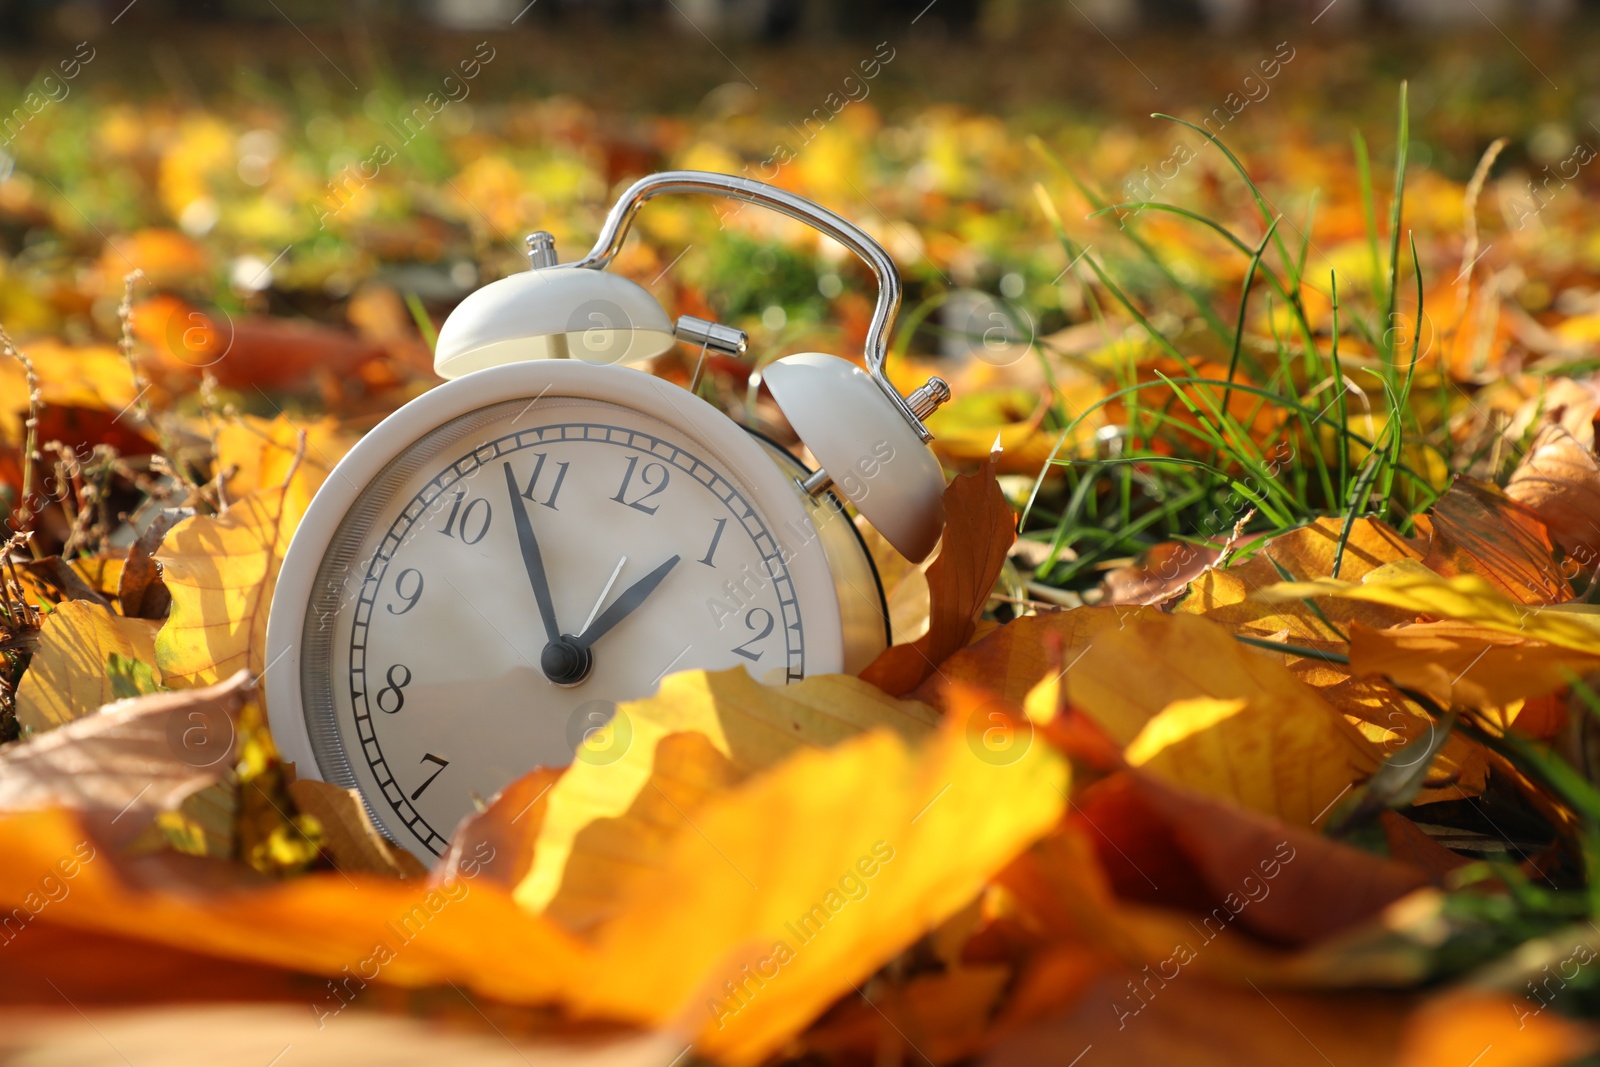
[264,360,849,836]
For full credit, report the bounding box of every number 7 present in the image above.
[410,753,450,800]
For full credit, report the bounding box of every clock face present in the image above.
[296,393,817,859]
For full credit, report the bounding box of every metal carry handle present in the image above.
[567,170,938,441]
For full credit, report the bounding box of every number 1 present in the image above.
[520,452,570,510]
[699,517,728,567]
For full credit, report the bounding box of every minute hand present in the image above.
[502,461,562,646]
[571,555,680,649]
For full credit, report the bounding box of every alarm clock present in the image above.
[264,171,952,863]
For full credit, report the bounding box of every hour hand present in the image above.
[571,554,680,649]
[503,461,561,646]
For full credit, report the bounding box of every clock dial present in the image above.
[299,396,807,857]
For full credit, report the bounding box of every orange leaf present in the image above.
[910,606,1161,712]
[0,807,587,1007]
[860,461,1015,695]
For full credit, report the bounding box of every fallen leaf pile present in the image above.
[6,26,1600,1067]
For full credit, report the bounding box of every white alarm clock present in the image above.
[264,172,952,863]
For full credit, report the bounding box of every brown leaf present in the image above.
[800,965,1012,1065]
[1419,477,1571,605]
[21,555,113,609]
[1507,424,1600,567]
[287,778,427,880]
[1073,770,1428,947]
[434,766,565,891]
[1380,812,1471,882]
[117,507,190,620]
[0,671,248,845]
[1103,541,1220,606]
[859,461,1016,695]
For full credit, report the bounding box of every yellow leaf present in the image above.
[515,667,940,920]
[14,601,160,733]
[570,702,1069,1065]
[215,413,352,514]
[155,487,304,687]
[1066,614,1379,825]
[1180,517,1423,644]
[1180,522,1483,802]
[1262,558,1600,656]
[1348,620,1600,711]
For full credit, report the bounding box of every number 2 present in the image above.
[731,608,774,661]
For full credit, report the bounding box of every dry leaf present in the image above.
[287,778,428,879]
[530,732,745,932]
[983,971,1592,1067]
[800,964,1012,1065]
[0,671,248,845]
[1174,520,1488,800]
[14,600,160,732]
[1349,619,1600,711]
[1066,614,1379,826]
[910,606,1161,713]
[155,487,305,686]
[1506,424,1600,565]
[515,667,940,921]
[570,694,1068,1064]
[1262,558,1600,656]
[434,765,565,891]
[860,461,1016,694]
[1103,540,1220,606]
[0,1005,688,1067]
[0,806,588,1005]
[117,508,190,620]
[1418,478,1571,605]
[215,412,354,513]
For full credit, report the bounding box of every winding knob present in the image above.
[905,376,951,421]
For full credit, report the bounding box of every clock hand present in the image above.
[579,555,628,635]
[502,461,562,647]
[570,554,681,650]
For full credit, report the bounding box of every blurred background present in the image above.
[2,0,1599,590]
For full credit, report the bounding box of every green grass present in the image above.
[1010,85,1459,592]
